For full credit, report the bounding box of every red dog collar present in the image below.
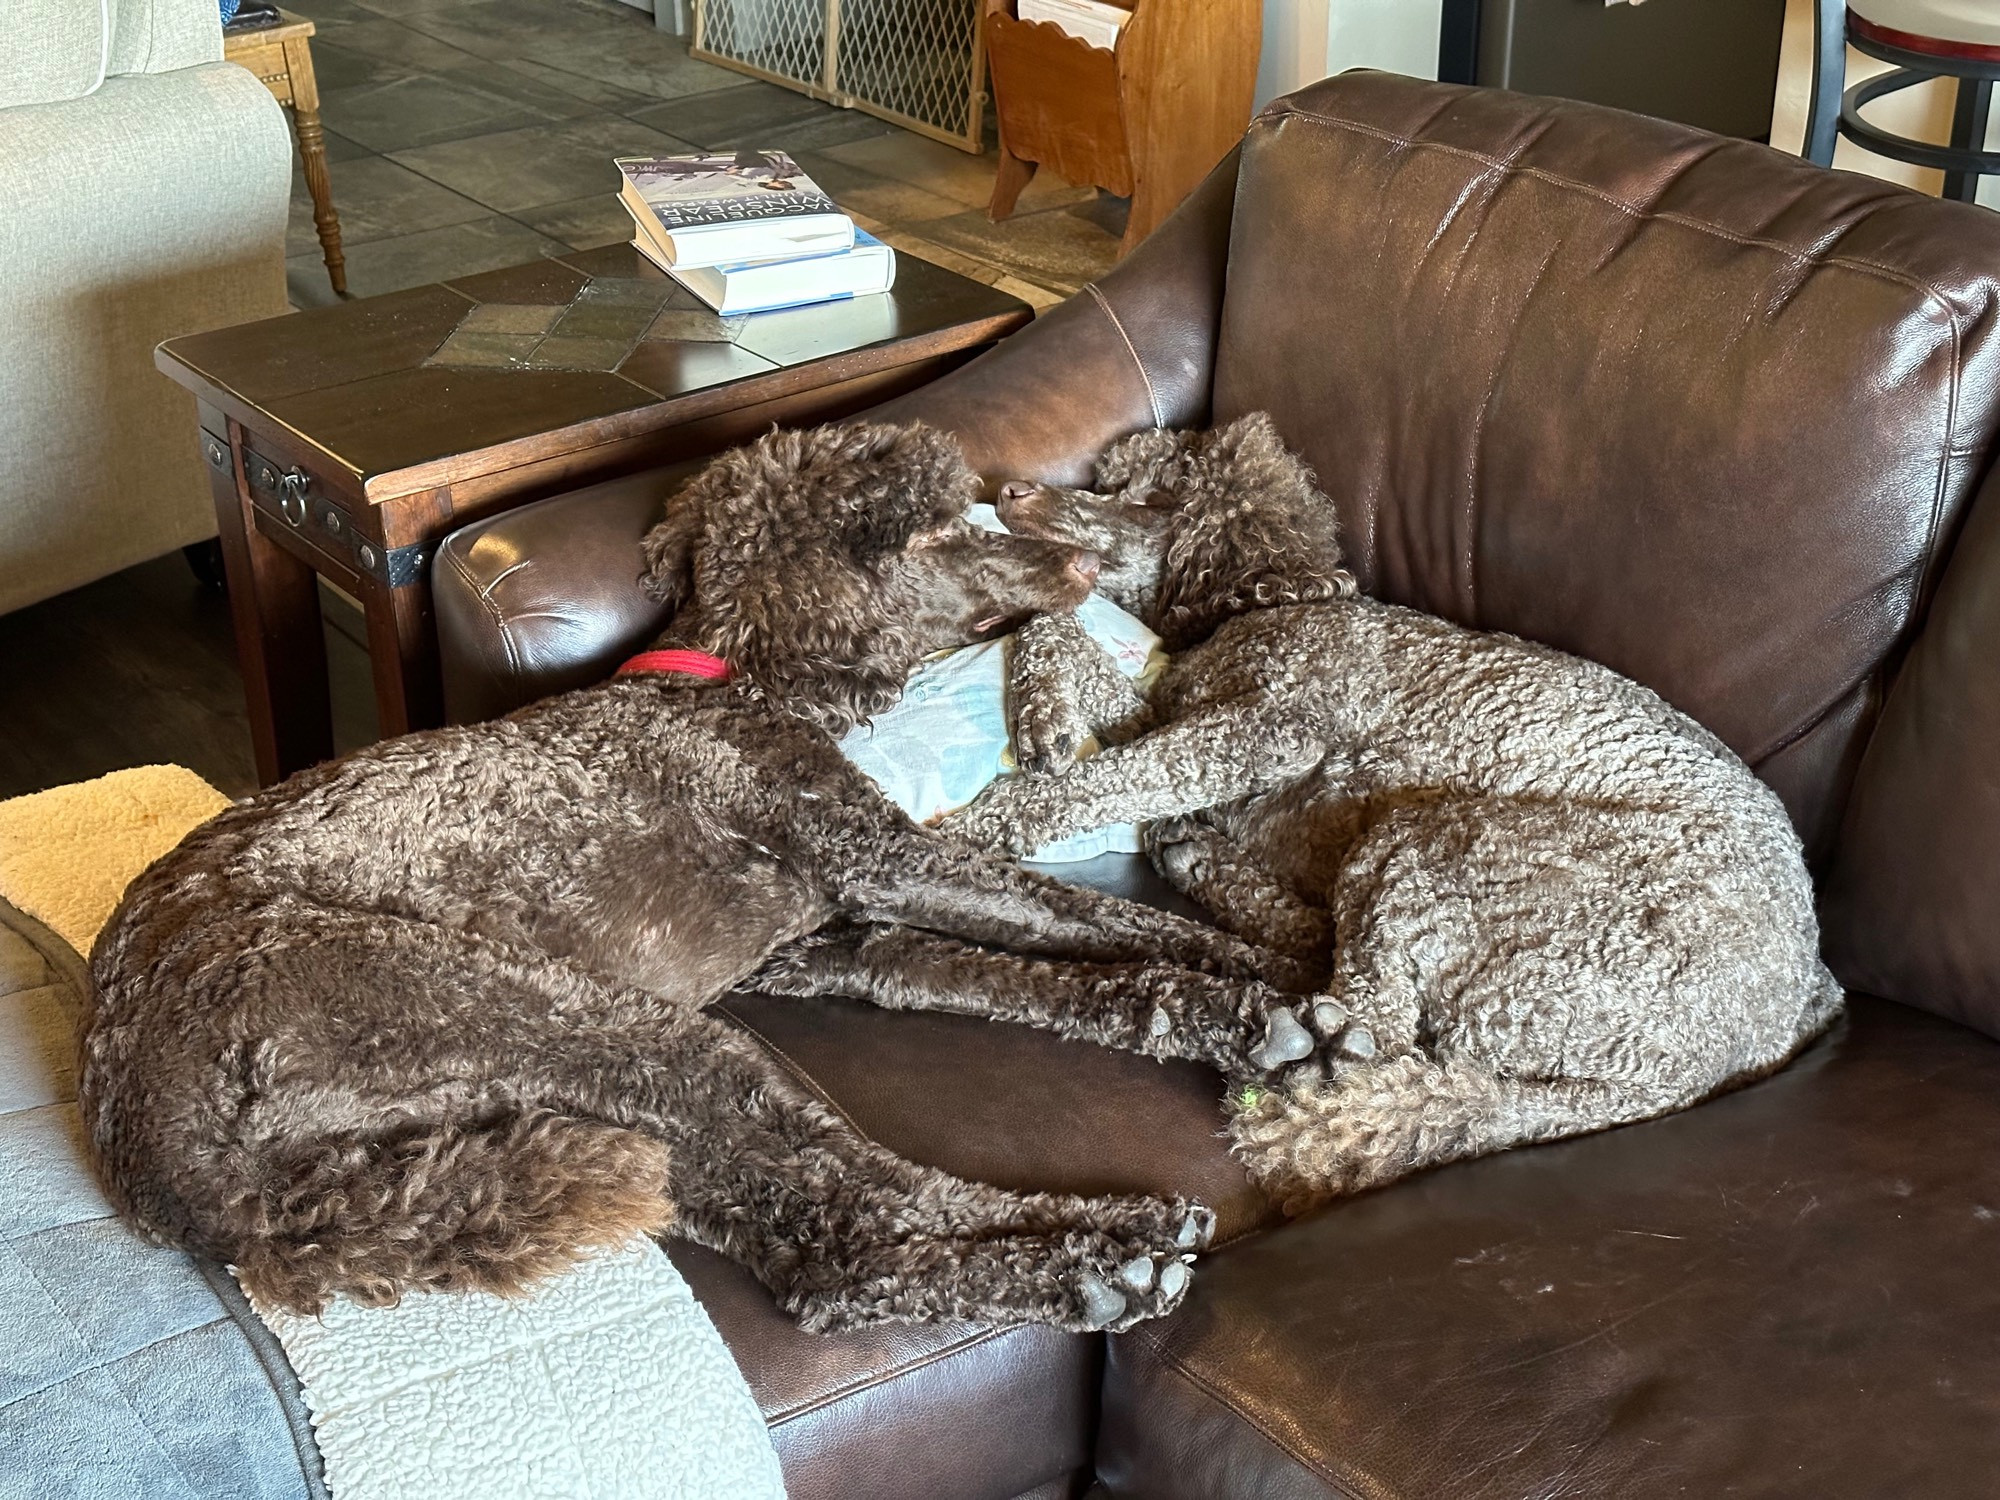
[615,649,731,681]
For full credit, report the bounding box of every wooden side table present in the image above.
[156,243,1033,786]
[226,9,347,296]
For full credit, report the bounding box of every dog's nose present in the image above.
[1070,550,1101,581]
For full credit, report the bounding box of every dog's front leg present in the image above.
[944,700,1324,858]
[840,835,1319,994]
[1008,612,1154,774]
[743,922,1310,1077]
[653,1014,1216,1333]
[1146,819,1336,970]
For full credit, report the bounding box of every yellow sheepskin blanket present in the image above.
[0,764,228,954]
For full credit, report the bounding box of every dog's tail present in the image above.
[226,1110,673,1315]
[1227,1054,1689,1216]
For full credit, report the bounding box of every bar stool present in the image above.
[1806,0,2000,201]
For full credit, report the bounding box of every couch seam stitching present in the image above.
[1125,1326,1378,1500]
[710,1003,866,1136]
[764,1326,1017,1426]
[1259,106,1969,311]
[441,541,522,682]
[1086,283,1165,429]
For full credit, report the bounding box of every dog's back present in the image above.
[80,683,811,1307]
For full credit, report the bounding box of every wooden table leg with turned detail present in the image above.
[225,9,347,297]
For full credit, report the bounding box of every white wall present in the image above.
[1326,0,1443,82]
[1256,0,1442,111]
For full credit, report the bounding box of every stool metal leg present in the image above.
[1805,0,1846,166]
[1945,78,1994,202]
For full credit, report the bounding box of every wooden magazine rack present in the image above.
[982,0,1260,254]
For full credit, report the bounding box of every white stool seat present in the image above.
[1850,0,2000,51]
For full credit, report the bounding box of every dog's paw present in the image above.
[1074,1205,1211,1331]
[1077,1257,1193,1331]
[1304,998,1376,1060]
[1246,1005,1317,1072]
[1012,693,1091,776]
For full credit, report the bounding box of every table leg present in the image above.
[284,34,347,297]
[361,577,445,738]
[206,425,334,785]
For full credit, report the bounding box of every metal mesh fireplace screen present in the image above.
[692,0,986,151]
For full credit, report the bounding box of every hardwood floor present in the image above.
[0,557,376,801]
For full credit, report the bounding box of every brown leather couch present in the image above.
[430,72,2000,1499]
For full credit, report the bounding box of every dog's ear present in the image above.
[670,421,960,735]
[1094,426,1199,501]
[638,482,706,611]
[1152,412,1356,649]
[709,572,915,736]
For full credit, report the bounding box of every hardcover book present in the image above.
[634,229,897,316]
[616,151,854,268]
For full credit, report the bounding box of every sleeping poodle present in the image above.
[945,413,1843,1211]
[83,421,1311,1333]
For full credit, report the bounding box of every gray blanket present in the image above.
[0,897,325,1500]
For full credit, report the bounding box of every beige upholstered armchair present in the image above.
[0,0,292,617]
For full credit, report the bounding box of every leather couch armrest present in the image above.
[867,145,1240,487]
[434,465,694,723]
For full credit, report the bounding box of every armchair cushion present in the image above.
[0,62,290,616]
[0,1,109,111]
[108,0,224,77]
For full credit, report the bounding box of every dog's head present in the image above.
[994,413,1355,650]
[640,421,1101,732]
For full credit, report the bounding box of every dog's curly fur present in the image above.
[950,413,1845,1211]
[82,421,1309,1331]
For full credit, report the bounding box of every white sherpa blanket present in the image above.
[0,767,786,1500]
[251,1239,783,1500]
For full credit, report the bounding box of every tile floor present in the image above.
[283,0,1125,314]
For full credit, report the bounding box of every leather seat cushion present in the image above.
[1093,996,2000,1499]
[680,855,1275,1500]
[669,1241,1096,1500]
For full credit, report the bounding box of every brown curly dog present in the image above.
[82,422,1307,1334]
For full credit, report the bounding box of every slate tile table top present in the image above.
[157,243,1032,786]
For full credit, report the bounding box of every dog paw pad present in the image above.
[1149,1005,1173,1039]
[1311,999,1350,1037]
[1337,1025,1378,1061]
[1080,1274,1129,1330]
[1248,1007,1315,1070]
[1118,1255,1157,1293]
[1159,1260,1190,1300]
[1177,1206,1215,1251]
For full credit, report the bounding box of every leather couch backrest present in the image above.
[1210,72,2000,862]
[1820,457,2000,1036]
